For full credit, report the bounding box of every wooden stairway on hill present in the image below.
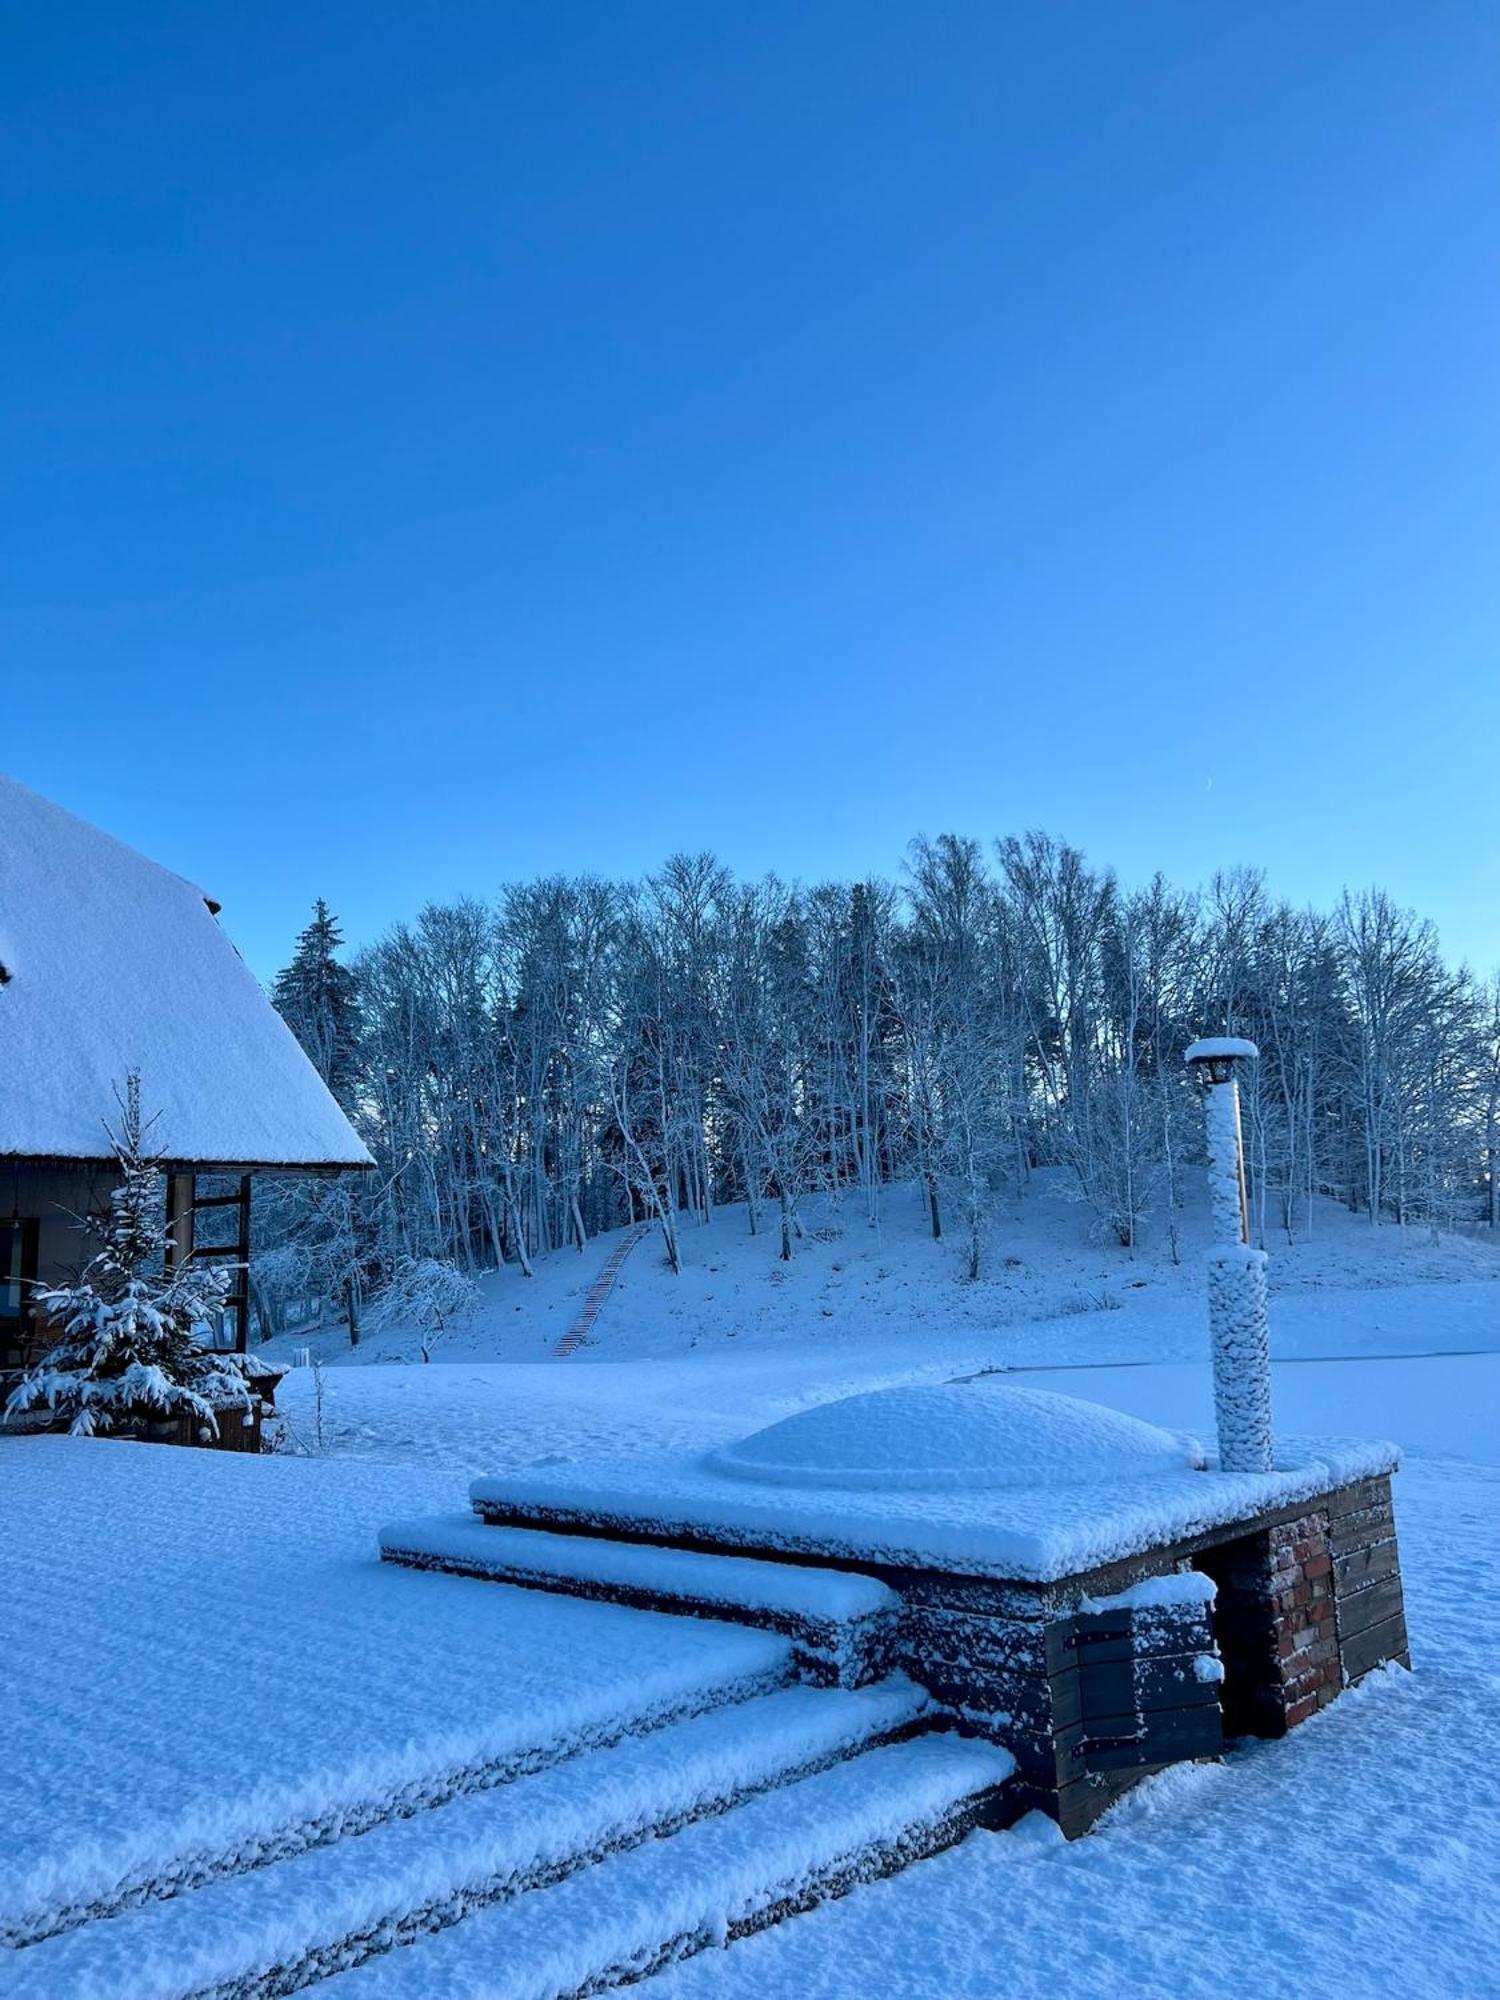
[553,1223,651,1358]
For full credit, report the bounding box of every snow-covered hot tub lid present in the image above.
[706,1383,1205,1492]
[472,1384,1401,1582]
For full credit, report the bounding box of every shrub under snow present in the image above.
[371,1257,482,1361]
[5,1076,253,1439]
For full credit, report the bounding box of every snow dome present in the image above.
[705,1382,1206,1493]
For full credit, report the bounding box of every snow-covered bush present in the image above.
[370,1256,481,1361]
[5,1076,253,1439]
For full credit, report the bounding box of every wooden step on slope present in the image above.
[380,1515,902,1687]
[10,1682,944,2000]
[315,1732,1016,2000]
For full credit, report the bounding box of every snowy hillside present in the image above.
[265,1170,1500,1373]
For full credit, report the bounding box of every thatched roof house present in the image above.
[1,774,369,1365]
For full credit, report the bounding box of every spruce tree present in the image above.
[6,1076,252,1438]
[268,902,369,1343]
[272,899,362,1107]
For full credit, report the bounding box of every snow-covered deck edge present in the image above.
[470,1438,1402,1585]
[379,1516,901,1620]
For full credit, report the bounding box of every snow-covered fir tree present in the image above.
[262,901,371,1341]
[272,899,362,1107]
[5,1076,253,1438]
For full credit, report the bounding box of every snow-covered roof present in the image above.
[0,775,372,1170]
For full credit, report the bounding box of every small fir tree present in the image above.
[5,1076,253,1438]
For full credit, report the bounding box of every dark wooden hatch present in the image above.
[1047,1594,1223,1828]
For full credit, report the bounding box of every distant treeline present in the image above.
[252,833,1500,1339]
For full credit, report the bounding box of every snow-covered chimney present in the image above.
[1184,1037,1274,1475]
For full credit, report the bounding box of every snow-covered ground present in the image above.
[6,1182,1498,1995]
[262,1171,1500,1372]
[267,1179,1500,1478]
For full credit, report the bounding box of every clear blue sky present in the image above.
[5,3,1497,980]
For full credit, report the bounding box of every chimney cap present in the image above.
[1184,1036,1259,1071]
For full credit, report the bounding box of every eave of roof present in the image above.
[0,1151,373,1174]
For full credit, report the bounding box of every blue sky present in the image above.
[5,3,1496,980]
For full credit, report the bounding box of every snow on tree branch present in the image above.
[5,1074,253,1439]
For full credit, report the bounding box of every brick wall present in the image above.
[1197,1475,1408,1738]
[1268,1513,1341,1727]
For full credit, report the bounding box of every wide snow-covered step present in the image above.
[316,1732,1016,2000]
[380,1516,901,1685]
[7,1625,797,1952]
[12,1681,935,2000]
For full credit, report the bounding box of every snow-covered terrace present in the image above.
[0,1438,790,1947]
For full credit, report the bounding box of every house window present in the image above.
[199,1304,242,1352]
[0,1218,40,1371]
[164,1173,252,1354]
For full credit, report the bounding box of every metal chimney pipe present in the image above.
[1184,1037,1274,1474]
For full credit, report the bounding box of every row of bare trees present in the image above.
[256,834,1500,1334]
